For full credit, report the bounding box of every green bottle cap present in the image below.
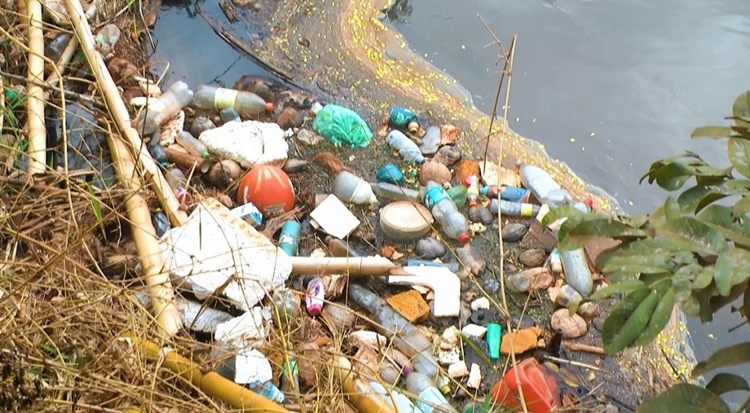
[486,322,502,360]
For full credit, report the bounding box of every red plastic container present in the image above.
[490,358,560,413]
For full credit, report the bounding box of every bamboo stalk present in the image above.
[25,0,46,175]
[163,145,207,174]
[124,333,289,412]
[64,0,188,227]
[289,256,396,276]
[108,128,181,339]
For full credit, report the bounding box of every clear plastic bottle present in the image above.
[325,236,360,257]
[147,141,169,168]
[371,182,421,203]
[175,131,209,159]
[348,284,440,381]
[489,199,540,217]
[560,248,593,297]
[271,289,300,326]
[220,107,242,123]
[369,381,422,413]
[388,130,425,164]
[248,381,285,404]
[333,171,378,204]
[464,176,480,207]
[405,372,458,413]
[136,81,194,135]
[422,181,469,243]
[519,164,572,208]
[165,167,190,203]
[194,84,273,115]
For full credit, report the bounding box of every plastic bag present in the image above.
[312,104,372,148]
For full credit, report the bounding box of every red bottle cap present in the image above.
[584,198,595,208]
[459,233,470,244]
[265,101,275,111]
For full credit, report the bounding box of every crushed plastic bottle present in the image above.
[388,130,425,164]
[348,284,440,381]
[151,211,170,237]
[519,164,573,208]
[271,289,300,326]
[333,171,378,204]
[406,372,458,413]
[175,131,209,159]
[489,199,540,217]
[422,181,469,243]
[136,81,194,135]
[194,84,273,115]
[371,182,421,203]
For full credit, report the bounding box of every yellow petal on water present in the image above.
[569,138,576,143]
[461,44,466,49]
[590,132,596,137]
[515,117,520,122]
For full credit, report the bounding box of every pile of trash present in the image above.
[0,1,627,412]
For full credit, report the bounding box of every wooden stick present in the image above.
[562,342,606,356]
[163,145,207,173]
[289,256,396,276]
[64,0,188,227]
[108,128,181,339]
[124,332,289,412]
[25,0,46,175]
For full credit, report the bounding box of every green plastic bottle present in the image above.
[447,185,468,208]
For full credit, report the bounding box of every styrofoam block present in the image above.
[160,198,292,312]
[198,120,289,168]
[234,348,273,385]
[215,307,267,350]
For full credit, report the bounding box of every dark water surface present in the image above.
[151,0,750,403]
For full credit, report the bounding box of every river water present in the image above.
[152,0,750,402]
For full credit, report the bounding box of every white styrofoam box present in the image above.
[199,120,289,168]
[215,307,267,350]
[461,324,488,338]
[160,198,292,312]
[234,348,274,385]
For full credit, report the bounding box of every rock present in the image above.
[415,237,446,260]
[506,267,554,293]
[386,289,430,323]
[440,123,460,145]
[276,107,304,129]
[470,309,502,326]
[208,159,242,188]
[419,126,441,155]
[440,326,461,350]
[470,297,490,311]
[467,364,482,389]
[468,205,494,225]
[502,222,529,242]
[418,160,452,186]
[448,361,469,379]
[432,145,461,167]
[191,116,216,137]
[283,158,308,174]
[453,159,481,184]
[297,128,324,145]
[509,314,536,329]
[550,309,588,338]
[578,302,599,320]
[500,326,542,355]
[518,249,547,267]
[461,324,488,338]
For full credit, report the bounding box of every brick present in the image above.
[386,289,430,323]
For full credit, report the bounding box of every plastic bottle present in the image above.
[193,84,273,115]
[371,182,421,203]
[136,81,194,135]
[348,284,440,381]
[405,260,460,273]
[464,176,480,207]
[377,163,405,185]
[560,248,593,297]
[278,220,301,256]
[549,249,563,274]
[45,33,71,61]
[248,381,285,403]
[331,356,400,413]
[369,381,422,413]
[305,277,325,316]
[325,236,361,257]
[555,284,584,308]
[486,323,502,360]
[388,130,425,164]
[165,168,190,203]
[333,171,378,204]
[480,185,532,202]
[489,199,540,217]
[151,211,170,237]
[147,141,169,168]
[422,181,469,243]
[271,289,300,326]
[447,185,467,208]
[175,131,209,159]
[406,372,458,413]
[519,164,573,208]
[420,125,441,155]
[281,358,300,393]
[220,107,242,123]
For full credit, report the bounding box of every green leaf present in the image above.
[602,287,658,354]
[692,342,750,378]
[698,205,734,228]
[589,279,646,300]
[677,185,722,213]
[728,138,750,178]
[633,286,676,346]
[562,218,645,249]
[541,204,584,229]
[651,162,694,191]
[85,182,103,226]
[602,252,677,275]
[657,217,729,255]
[735,196,750,214]
[637,383,730,413]
[714,248,750,296]
[706,373,750,395]
[693,267,714,290]
[733,91,750,130]
[691,126,734,140]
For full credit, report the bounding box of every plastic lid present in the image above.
[379,201,434,241]
[265,101,274,111]
[459,233,470,244]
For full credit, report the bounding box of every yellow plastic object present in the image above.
[331,356,399,413]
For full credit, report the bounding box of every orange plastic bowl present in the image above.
[237,165,295,217]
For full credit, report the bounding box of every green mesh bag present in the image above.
[312,104,373,148]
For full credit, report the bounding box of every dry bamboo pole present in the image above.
[64,0,188,227]
[108,128,181,338]
[288,256,397,276]
[124,332,290,412]
[24,0,46,175]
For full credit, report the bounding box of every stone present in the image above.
[578,302,599,320]
[283,158,308,174]
[550,309,588,338]
[470,297,490,311]
[467,364,482,389]
[415,237,446,260]
[440,326,461,350]
[506,267,554,293]
[199,120,289,168]
[432,145,462,167]
[500,327,541,355]
[468,205,494,225]
[518,248,547,268]
[448,361,469,379]
[502,222,529,242]
[418,160,452,186]
[462,324,488,338]
[276,107,304,129]
[386,289,430,323]
[453,159,481,185]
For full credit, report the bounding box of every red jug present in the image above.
[490,358,561,413]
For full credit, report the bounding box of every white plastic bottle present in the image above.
[332,171,378,204]
[193,84,273,115]
[422,181,468,243]
[405,372,457,413]
[519,163,573,208]
[136,81,194,135]
[370,182,421,203]
[388,130,425,164]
